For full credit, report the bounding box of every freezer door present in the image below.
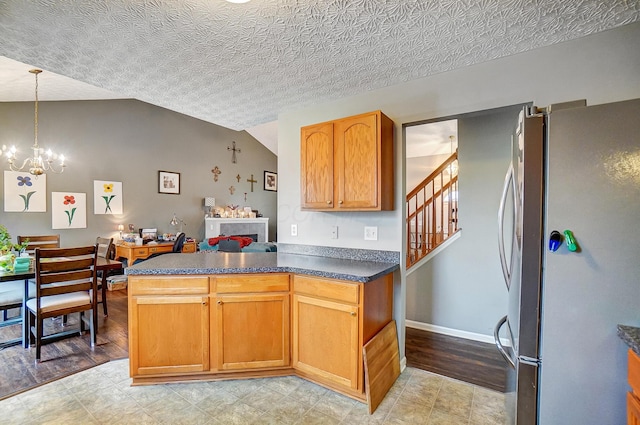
[508,109,545,360]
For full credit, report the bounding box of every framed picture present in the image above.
[159,170,180,194]
[264,171,277,192]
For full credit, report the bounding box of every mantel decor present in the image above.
[159,170,180,194]
[264,171,277,192]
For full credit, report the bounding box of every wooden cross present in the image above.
[211,166,221,182]
[236,174,241,182]
[247,174,257,192]
[227,141,241,163]
[229,185,235,195]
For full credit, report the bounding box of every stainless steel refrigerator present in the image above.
[494,98,640,425]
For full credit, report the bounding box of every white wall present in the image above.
[277,23,640,343]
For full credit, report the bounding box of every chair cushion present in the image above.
[26,291,91,314]
[0,281,36,306]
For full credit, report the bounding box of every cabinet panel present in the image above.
[293,274,358,304]
[335,113,379,209]
[628,392,640,425]
[129,276,209,296]
[129,295,209,376]
[292,294,359,391]
[301,122,334,209]
[215,293,290,370]
[214,274,289,294]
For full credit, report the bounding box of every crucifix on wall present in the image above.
[227,141,241,163]
[247,174,257,192]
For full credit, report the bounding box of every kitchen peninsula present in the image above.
[125,248,399,404]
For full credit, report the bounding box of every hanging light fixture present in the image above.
[1,69,66,176]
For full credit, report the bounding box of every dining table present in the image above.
[0,256,122,349]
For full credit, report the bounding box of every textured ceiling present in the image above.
[1,0,639,136]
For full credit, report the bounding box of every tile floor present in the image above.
[1,359,507,424]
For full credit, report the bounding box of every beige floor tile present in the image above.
[0,362,505,425]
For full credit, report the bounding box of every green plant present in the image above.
[0,225,28,254]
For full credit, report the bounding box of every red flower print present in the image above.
[64,195,76,205]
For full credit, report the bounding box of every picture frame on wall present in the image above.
[264,171,277,192]
[159,170,180,194]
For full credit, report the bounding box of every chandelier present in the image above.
[1,69,65,176]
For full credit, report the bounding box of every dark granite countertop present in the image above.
[617,324,640,355]
[125,252,399,283]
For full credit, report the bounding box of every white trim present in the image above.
[400,356,407,373]
[405,319,511,346]
[406,230,462,275]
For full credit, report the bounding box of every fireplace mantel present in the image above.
[204,217,269,242]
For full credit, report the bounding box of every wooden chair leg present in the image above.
[35,315,43,362]
[102,280,108,316]
[89,310,96,347]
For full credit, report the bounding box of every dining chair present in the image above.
[18,234,60,254]
[25,245,98,362]
[0,282,23,328]
[96,237,116,316]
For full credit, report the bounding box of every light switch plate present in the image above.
[364,226,378,241]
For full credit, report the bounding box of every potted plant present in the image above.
[0,225,28,271]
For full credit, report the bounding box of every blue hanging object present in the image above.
[549,230,563,252]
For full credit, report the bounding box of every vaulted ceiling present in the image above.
[1,1,638,144]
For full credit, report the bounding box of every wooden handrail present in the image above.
[407,150,458,200]
[406,150,459,269]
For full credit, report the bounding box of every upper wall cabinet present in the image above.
[300,110,394,211]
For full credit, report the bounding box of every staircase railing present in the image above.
[406,150,459,268]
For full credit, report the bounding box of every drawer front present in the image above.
[129,276,209,295]
[182,243,196,253]
[148,245,172,254]
[134,247,149,256]
[630,349,640,397]
[214,274,290,293]
[293,275,359,304]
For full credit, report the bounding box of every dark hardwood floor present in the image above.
[0,289,129,400]
[405,326,508,392]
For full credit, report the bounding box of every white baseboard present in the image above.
[405,319,510,346]
[400,356,407,373]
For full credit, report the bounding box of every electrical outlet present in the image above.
[331,226,338,239]
[364,226,378,241]
[291,224,298,236]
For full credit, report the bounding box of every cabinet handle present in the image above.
[326,200,332,204]
[339,200,344,204]
[350,311,356,316]
[217,300,222,305]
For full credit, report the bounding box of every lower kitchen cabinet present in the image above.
[628,349,640,425]
[127,271,394,403]
[293,292,360,391]
[213,274,290,371]
[292,273,393,397]
[128,276,210,376]
[215,292,290,370]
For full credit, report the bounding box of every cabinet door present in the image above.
[129,295,209,376]
[215,293,290,370]
[301,122,334,209]
[292,294,360,391]
[334,112,379,209]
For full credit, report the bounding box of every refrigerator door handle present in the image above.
[494,315,516,369]
[498,163,516,290]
